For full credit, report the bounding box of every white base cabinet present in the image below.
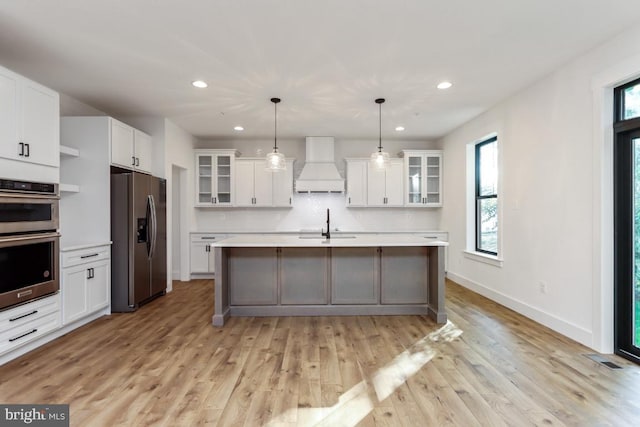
[190,233,228,276]
[0,294,61,357]
[61,244,111,326]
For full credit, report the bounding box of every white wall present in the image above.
[164,119,197,284]
[439,25,640,351]
[171,166,181,279]
[59,93,106,116]
[195,138,441,231]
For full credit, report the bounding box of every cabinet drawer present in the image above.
[0,294,61,355]
[0,293,60,327]
[190,234,228,243]
[61,245,110,268]
[417,232,448,242]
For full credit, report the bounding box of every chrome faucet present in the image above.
[321,208,331,239]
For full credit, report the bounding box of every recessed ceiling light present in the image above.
[437,81,452,90]
[192,80,208,88]
[234,126,244,131]
[395,126,405,132]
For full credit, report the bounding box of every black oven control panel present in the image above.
[0,179,57,195]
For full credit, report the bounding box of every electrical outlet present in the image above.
[538,281,547,294]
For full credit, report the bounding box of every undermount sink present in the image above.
[298,235,356,239]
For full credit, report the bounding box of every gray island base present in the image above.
[211,235,448,326]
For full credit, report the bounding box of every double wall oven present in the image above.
[0,179,60,311]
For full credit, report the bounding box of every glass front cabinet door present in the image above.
[401,150,443,207]
[195,150,238,207]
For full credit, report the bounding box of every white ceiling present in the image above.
[1,0,640,141]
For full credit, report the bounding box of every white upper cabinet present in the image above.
[110,119,135,168]
[272,159,294,207]
[195,150,238,207]
[134,130,152,174]
[401,150,443,207]
[110,119,152,174]
[367,159,404,207]
[345,158,403,207]
[345,159,367,207]
[235,158,293,207]
[0,65,59,173]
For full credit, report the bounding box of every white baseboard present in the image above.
[446,271,593,349]
[172,271,181,280]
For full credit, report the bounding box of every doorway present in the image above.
[171,165,189,283]
[614,77,640,363]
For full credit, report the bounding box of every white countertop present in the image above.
[61,241,112,252]
[210,234,448,248]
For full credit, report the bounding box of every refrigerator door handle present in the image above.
[148,194,158,260]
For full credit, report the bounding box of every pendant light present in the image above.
[265,97,286,171]
[370,98,390,170]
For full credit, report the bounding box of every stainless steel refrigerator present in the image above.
[110,172,167,312]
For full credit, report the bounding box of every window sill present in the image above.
[463,250,503,267]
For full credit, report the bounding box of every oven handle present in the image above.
[0,232,60,244]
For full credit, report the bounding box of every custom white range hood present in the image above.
[295,136,345,193]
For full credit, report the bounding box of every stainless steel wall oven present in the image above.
[0,178,60,311]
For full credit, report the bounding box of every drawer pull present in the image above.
[80,253,99,259]
[9,329,38,342]
[9,310,38,322]
[201,237,217,240]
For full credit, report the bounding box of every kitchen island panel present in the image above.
[331,247,379,304]
[228,248,278,306]
[280,247,329,305]
[381,247,429,304]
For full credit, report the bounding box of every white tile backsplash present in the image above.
[195,193,441,232]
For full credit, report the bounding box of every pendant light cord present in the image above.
[376,98,385,153]
[378,101,382,152]
[271,97,280,152]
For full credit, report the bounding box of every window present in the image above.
[614,76,640,363]
[616,77,640,121]
[475,137,498,255]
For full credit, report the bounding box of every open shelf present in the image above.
[60,183,80,193]
[60,145,80,158]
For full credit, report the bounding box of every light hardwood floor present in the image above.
[1,279,639,426]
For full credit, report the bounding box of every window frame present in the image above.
[615,76,640,122]
[475,136,498,255]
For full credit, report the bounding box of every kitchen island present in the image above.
[210,234,448,326]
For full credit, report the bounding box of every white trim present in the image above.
[463,250,503,267]
[447,271,593,348]
[590,53,640,353]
